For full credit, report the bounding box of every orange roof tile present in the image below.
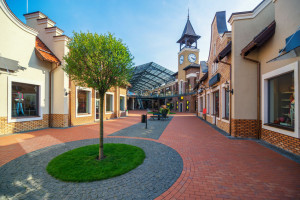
[35,37,60,64]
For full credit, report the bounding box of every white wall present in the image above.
[0,0,51,117]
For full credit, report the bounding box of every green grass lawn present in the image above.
[46,143,145,182]
[147,112,176,114]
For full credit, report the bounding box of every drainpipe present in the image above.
[49,63,59,128]
[242,55,261,139]
[68,77,71,127]
[217,58,232,136]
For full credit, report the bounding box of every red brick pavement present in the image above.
[157,115,300,200]
[0,111,145,166]
[0,111,299,199]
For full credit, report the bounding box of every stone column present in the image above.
[132,98,134,110]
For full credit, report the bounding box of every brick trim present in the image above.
[262,128,300,155]
[231,119,260,138]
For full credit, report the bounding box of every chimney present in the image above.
[24,11,55,31]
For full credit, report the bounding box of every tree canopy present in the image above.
[64,32,134,95]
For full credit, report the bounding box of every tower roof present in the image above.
[177,17,200,44]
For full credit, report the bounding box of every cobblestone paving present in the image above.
[0,138,183,200]
[110,117,173,139]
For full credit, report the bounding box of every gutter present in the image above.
[241,55,261,139]
[68,77,71,127]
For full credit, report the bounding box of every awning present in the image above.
[267,29,300,63]
[0,56,22,72]
[218,41,232,61]
[241,21,276,56]
[209,73,221,86]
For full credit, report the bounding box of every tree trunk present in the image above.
[99,94,105,160]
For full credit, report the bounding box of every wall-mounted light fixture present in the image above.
[65,89,70,96]
[225,81,233,94]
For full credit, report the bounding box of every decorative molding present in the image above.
[178,47,200,55]
[228,0,272,24]
[0,0,38,36]
[45,27,63,35]
[37,18,55,27]
[186,73,197,78]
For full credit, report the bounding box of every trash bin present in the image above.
[141,114,146,123]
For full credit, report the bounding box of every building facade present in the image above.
[0,1,127,135]
[198,0,299,155]
[197,11,232,133]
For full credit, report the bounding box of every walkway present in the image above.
[0,111,299,199]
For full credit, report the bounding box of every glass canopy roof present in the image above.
[129,62,175,93]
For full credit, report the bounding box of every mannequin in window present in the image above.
[289,93,295,127]
[15,91,24,116]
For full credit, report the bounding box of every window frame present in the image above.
[75,86,92,118]
[206,92,210,115]
[221,83,230,123]
[212,90,220,119]
[120,94,126,112]
[8,77,43,123]
[262,61,299,138]
[105,92,114,114]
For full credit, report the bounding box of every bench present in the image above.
[150,112,161,120]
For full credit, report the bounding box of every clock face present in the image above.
[179,55,184,64]
[188,53,196,63]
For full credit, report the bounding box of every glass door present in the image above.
[95,91,100,121]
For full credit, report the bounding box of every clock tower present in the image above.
[177,14,200,82]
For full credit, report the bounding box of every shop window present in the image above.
[106,93,114,113]
[120,96,125,111]
[213,91,219,118]
[224,89,230,120]
[11,82,39,117]
[207,94,210,114]
[77,89,91,114]
[268,72,294,130]
[199,97,203,112]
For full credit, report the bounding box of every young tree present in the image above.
[64,32,134,160]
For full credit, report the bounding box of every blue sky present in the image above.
[7,0,262,72]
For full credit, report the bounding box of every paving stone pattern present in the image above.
[110,117,173,139]
[0,138,183,200]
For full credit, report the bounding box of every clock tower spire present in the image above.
[177,12,200,85]
[177,12,201,51]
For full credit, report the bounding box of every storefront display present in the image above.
[12,82,39,117]
[268,72,294,130]
[77,90,90,114]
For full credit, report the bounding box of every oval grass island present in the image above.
[46,143,145,182]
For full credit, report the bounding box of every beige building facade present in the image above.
[198,0,299,154]
[230,0,299,154]
[0,1,127,135]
